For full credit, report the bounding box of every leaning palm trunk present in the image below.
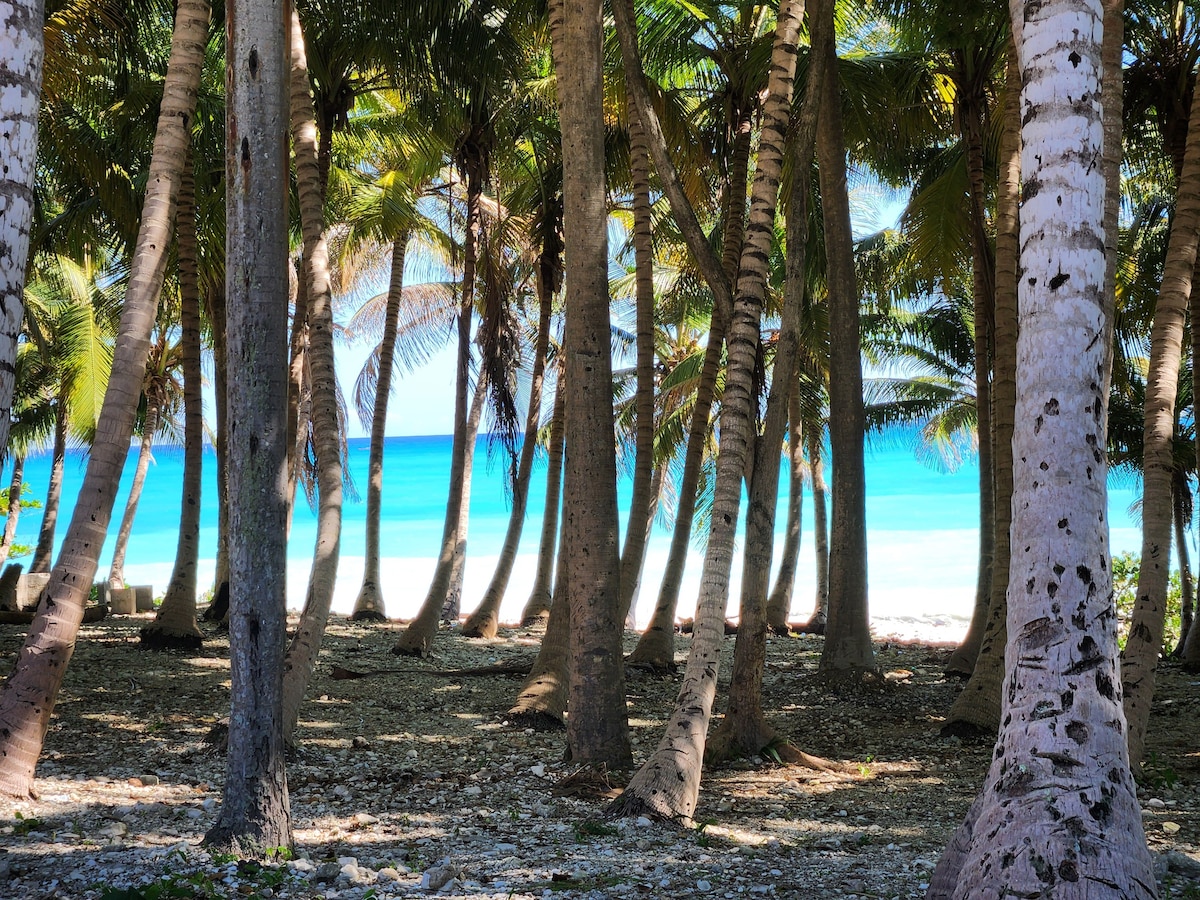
[393,371,487,656]
[806,426,829,630]
[519,379,565,625]
[815,0,873,678]
[927,3,1155,893]
[610,0,803,821]
[351,233,409,622]
[463,262,554,639]
[1121,53,1200,767]
[0,0,207,798]
[107,400,159,589]
[0,0,43,459]
[281,6,345,741]
[616,108,658,619]
[940,43,1020,732]
[765,389,803,634]
[0,457,26,570]
[142,151,206,650]
[30,404,67,575]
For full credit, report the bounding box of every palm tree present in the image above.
[927,1,1155,893]
[0,0,210,798]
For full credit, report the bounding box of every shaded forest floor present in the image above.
[0,614,1197,899]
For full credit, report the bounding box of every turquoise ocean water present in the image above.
[2,432,1144,641]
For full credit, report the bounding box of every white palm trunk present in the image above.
[0,0,44,457]
[928,2,1155,895]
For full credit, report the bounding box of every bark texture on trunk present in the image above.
[815,0,873,677]
[0,0,207,798]
[554,0,632,769]
[0,0,44,458]
[509,515,571,729]
[610,0,803,819]
[806,427,828,629]
[30,402,67,576]
[520,381,565,625]
[766,388,803,633]
[142,146,207,650]
[929,2,1155,893]
[0,457,26,570]
[203,0,292,855]
[352,234,408,622]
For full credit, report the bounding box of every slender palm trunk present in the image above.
[107,400,159,589]
[29,402,67,575]
[351,233,409,622]
[1172,470,1193,655]
[0,0,207,798]
[520,379,565,625]
[806,426,829,630]
[928,4,1154,893]
[815,0,873,677]
[204,280,230,612]
[766,388,803,634]
[0,457,26,570]
[611,0,803,819]
[1122,60,1200,765]
[393,369,487,655]
[203,0,292,854]
[617,109,658,620]
[463,259,554,639]
[940,42,1021,731]
[280,5,345,742]
[0,0,43,458]
[142,148,206,650]
[944,83,997,677]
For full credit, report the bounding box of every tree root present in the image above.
[552,764,626,800]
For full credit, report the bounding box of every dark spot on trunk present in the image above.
[1047,581,1058,599]
[1088,798,1111,824]
[1060,689,1074,710]
[1044,398,1059,415]
[1053,563,1065,577]
[1068,50,1081,68]
[249,46,259,77]
[1095,669,1114,699]
[1065,720,1088,744]
[1049,272,1070,290]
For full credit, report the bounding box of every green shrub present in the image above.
[1112,551,1184,653]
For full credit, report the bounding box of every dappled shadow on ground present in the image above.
[0,617,1194,898]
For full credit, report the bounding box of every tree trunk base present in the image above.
[139,621,204,651]
[392,620,436,657]
[461,611,499,639]
[551,764,626,800]
[626,627,675,672]
[605,786,691,826]
[201,826,292,861]
[938,719,994,741]
[349,609,387,623]
[520,612,548,628]
[507,708,564,731]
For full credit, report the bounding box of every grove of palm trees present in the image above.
[0,0,1198,896]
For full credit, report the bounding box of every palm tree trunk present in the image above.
[0,457,25,570]
[616,105,658,620]
[766,388,803,634]
[806,426,829,630]
[929,3,1154,892]
[107,399,159,589]
[0,0,43,459]
[1171,469,1193,656]
[280,5,345,742]
[0,0,207,799]
[204,280,231,613]
[351,233,409,622]
[1122,63,1200,765]
[142,150,204,650]
[610,0,803,819]
[29,401,67,575]
[520,377,565,625]
[815,0,873,678]
[944,81,996,678]
[392,367,487,656]
[552,0,632,768]
[940,42,1020,732]
[203,0,292,855]
[463,253,555,639]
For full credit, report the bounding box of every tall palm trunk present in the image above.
[805,425,829,629]
[463,257,555,639]
[29,401,68,575]
[1121,58,1200,767]
[107,398,160,589]
[204,280,230,613]
[940,42,1021,733]
[0,0,43,459]
[519,377,565,625]
[351,233,409,622]
[280,5,345,741]
[815,0,873,678]
[928,3,1154,893]
[553,0,632,768]
[610,0,803,819]
[0,0,207,798]
[0,457,26,570]
[392,369,487,656]
[944,80,997,677]
[617,108,658,619]
[766,388,803,634]
[1172,469,1193,655]
[142,150,205,649]
[203,0,292,855]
